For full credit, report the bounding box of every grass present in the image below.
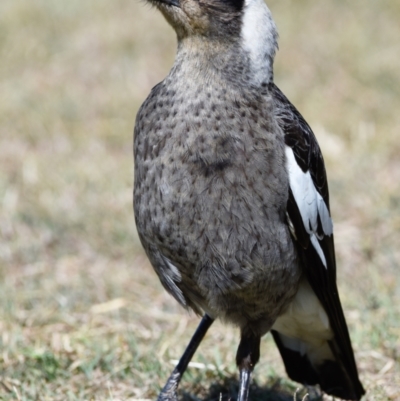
[0,0,399,399]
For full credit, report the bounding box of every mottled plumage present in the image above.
[135,53,299,334]
[134,0,364,399]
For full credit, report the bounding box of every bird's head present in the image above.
[148,0,278,83]
[148,0,243,40]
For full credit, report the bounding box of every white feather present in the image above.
[160,254,185,305]
[165,257,182,281]
[285,146,333,268]
[241,0,278,84]
[272,279,334,364]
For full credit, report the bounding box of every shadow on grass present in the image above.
[180,375,319,401]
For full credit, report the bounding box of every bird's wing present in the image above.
[270,83,365,400]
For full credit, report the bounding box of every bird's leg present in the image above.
[158,314,214,401]
[235,331,261,401]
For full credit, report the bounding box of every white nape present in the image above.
[241,0,278,84]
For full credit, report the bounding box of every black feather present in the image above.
[272,83,365,400]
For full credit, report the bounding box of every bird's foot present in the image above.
[157,370,180,401]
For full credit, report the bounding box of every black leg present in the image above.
[235,331,261,401]
[158,314,214,401]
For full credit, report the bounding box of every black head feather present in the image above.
[217,0,245,12]
[201,0,245,14]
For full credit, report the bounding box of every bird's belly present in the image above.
[135,157,301,332]
[134,99,299,331]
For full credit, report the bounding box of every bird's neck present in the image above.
[175,37,242,70]
[171,0,278,87]
[240,0,278,84]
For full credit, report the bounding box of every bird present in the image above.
[133,0,365,399]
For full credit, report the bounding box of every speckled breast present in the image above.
[134,75,300,329]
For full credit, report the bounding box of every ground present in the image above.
[0,0,399,400]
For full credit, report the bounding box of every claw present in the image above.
[157,370,180,401]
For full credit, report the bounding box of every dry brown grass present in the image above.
[0,0,399,399]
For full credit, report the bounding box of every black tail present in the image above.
[272,329,364,400]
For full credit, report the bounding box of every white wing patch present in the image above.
[285,146,333,268]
